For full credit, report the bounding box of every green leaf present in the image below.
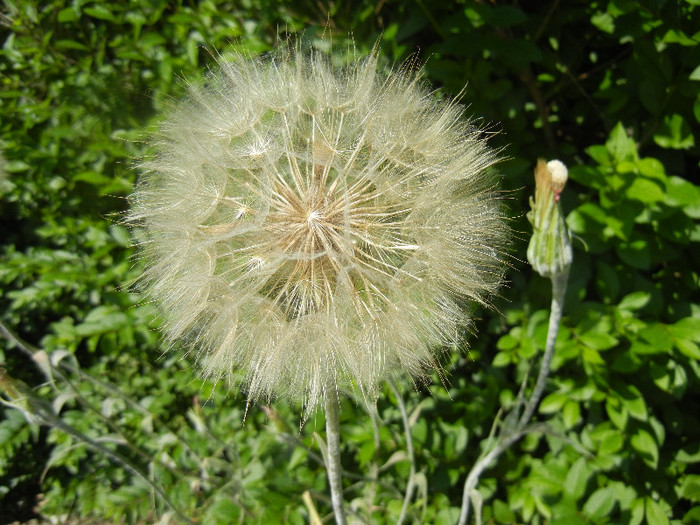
[564,457,590,501]
[583,486,617,518]
[645,497,669,525]
[625,177,665,203]
[630,339,666,355]
[650,361,674,393]
[631,428,659,469]
[598,430,624,455]
[606,122,638,163]
[57,7,80,22]
[606,396,628,430]
[580,331,619,351]
[492,352,513,367]
[666,176,700,218]
[654,114,695,150]
[689,65,700,81]
[204,496,241,523]
[569,165,607,189]
[591,12,615,33]
[639,323,673,352]
[539,392,567,414]
[83,6,118,22]
[676,339,700,360]
[586,144,611,165]
[668,317,700,342]
[630,497,645,525]
[636,156,665,178]
[434,506,461,525]
[611,350,643,373]
[496,333,518,350]
[618,291,651,311]
[679,475,700,503]
[563,400,581,428]
[683,506,700,523]
[74,307,130,337]
[616,239,651,270]
[619,384,648,421]
[54,40,89,51]
[492,499,516,522]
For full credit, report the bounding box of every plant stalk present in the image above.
[389,380,417,525]
[324,386,348,525]
[458,269,568,524]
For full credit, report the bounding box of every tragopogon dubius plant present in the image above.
[128,43,510,522]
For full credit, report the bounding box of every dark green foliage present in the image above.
[0,0,698,523]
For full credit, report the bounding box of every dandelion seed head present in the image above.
[129,46,509,414]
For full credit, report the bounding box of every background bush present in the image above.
[1,0,698,523]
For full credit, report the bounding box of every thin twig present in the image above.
[302,490,324,525]
[388,380,417,525]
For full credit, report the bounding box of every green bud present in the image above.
[527,159,572,278]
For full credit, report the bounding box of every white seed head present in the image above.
[128,47,509,413]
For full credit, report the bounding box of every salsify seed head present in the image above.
[128,46,509,413]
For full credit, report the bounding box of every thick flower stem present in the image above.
[517,269,568,429]
[324,386,348,525]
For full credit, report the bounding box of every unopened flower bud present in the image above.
[527,159,572,278]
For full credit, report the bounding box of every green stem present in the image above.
[517,270,568,428]
[388,380,417,525]
[458,269,568,525]
[324,386,347,525]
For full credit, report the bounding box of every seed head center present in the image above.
[307,209,322,224]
